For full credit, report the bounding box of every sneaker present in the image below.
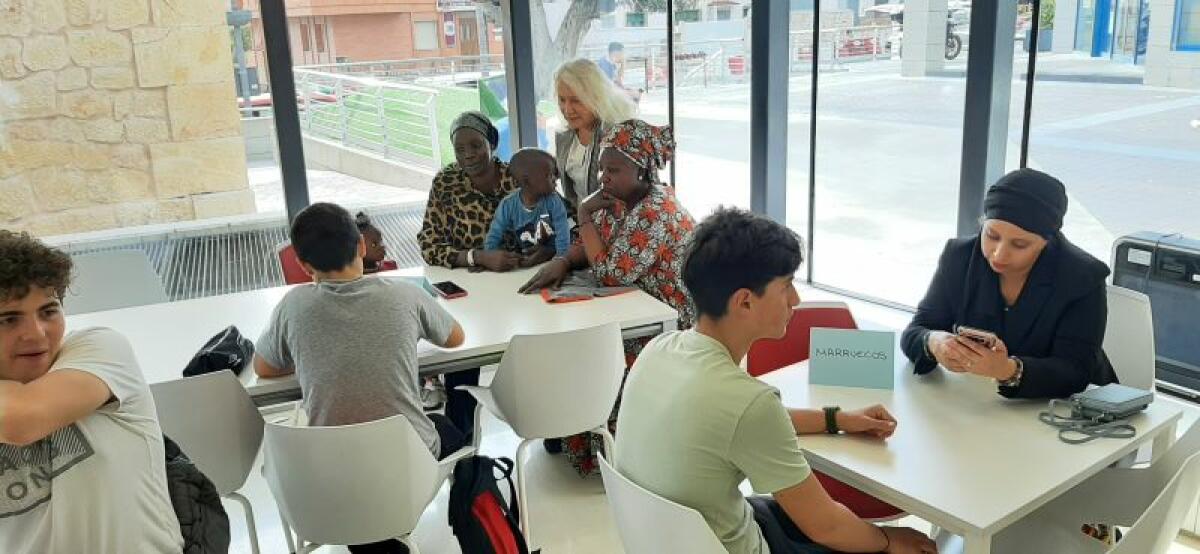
[421,378,445,410]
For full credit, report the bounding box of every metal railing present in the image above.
[294,69,442,170]
[296,55,506,86]
[789,25,895,72]
[574,28,895,91]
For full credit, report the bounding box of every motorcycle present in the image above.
[871,4,966,61]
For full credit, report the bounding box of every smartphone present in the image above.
[954,325,999,348]
[431,280,467,299]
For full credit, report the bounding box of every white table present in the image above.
[66,266,679,405]
[760,354,1182,554]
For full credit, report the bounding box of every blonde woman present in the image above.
[552,58,637,213]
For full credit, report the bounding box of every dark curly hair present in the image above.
[0,231,73,303]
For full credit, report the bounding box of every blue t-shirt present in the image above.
[597,57,617,81]
[484,191,571,256]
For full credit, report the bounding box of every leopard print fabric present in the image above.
[418,159,518,267]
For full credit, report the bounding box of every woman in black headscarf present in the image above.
[900,169,1118,399]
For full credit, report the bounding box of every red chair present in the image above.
[747,301,905,522]
[276,242,312,285]
[748,302,858,377]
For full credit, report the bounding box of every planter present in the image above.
[1023,29,1054,52]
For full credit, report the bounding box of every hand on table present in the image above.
[838,404,897,439]
[518,257,571,294]
[474,250,520,273]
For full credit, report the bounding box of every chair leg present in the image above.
[516,438,535,548]
[471,402,484,450]
[596,426,615,460]
[400,534,421,554]
[279,513,297,554]
[226,492,261,554]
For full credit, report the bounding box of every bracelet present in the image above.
[823,406,841,434]
[998,356,1024,388]
[466,249,475,267]
[923,330,936,360]
[879,526,890,552]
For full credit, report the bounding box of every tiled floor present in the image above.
[223,288,1200,554]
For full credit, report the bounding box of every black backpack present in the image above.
[183,326,253,377]
[448,455,537,554]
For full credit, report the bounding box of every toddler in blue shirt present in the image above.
[485,148,572,267]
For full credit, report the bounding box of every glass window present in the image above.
[627,12,647,27]
[788,1,970,305]
[677,9,701,23]
[716,8,732,21]
[415,21,439,50]
[535,1,668,159]
[1178,0,1200,49]
[255,2,507,282]
[1020,3,1200,267]
[315,22,327,53]
[671,4,751,219]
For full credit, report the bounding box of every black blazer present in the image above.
[900,234,1118,399]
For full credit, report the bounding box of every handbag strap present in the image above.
[1038,399,1138,444]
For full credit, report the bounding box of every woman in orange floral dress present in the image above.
[520,119,696,475]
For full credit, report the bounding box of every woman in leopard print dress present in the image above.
[418,111,521,272]
[417,111,521,440]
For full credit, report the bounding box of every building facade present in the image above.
[245,0,504,69]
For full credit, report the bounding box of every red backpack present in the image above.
[448,455,537,554]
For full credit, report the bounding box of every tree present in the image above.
[475,0,697,101]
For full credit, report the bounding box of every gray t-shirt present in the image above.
[256,276,457,455]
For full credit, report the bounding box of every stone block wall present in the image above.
[0,0,255,237]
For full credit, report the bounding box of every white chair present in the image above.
[988,421,1200,554]
[458,322,625,546]
[597,454,726,554]
[261,414,473,553]
[65,249,168,315]
[1104,285,1156,391]
[151,371,266,554]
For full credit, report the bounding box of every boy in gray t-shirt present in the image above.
[254,203,466,460]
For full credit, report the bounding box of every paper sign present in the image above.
[808,328,896,390]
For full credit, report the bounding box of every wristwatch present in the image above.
[823,406,841,434]
[466,249,476,267]
[998,356,1024,388]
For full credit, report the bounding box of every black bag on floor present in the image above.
[163,435,230,554]
[183,326,253,377]
[448,455,537,554]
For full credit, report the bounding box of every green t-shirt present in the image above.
[615,330,813,554]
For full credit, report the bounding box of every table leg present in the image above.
[1151,419,1179,464]
[933,528,991,554]
[962,532,992,554]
